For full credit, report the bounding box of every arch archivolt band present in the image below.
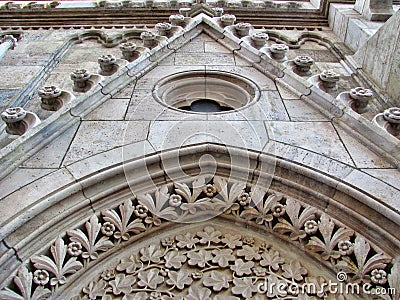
[0,144,399,299]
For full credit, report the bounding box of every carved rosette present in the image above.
[169,14,185,26]
[234,22,251,37]
[220,14,236,26]
[250,32,269,48]
[294,55,314,75]
[140,31,157,48]
[0,176,398,299]
[269,43,289,60]
[1,34,18,49]
[1,107,40,135]
[155,22,173,36]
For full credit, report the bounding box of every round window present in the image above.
[153,71,260,114]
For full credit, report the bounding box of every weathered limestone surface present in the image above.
[354,10,400,105]
[355,0,394,21]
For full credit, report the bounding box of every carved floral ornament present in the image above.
[1,176,398,299]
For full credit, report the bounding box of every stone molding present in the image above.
[0,174,399,299]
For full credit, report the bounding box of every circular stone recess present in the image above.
[153,70,260,113]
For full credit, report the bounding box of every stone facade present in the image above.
[0,2,399,300]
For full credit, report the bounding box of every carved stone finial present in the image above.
[38,85,64,111]
[120,42,137,61]
[319,69,340,90]
[383,107,400,130]
[140,31,157,48]
[349,87,373,113]
[269,43,289,60]
[169,14,185,26]
[234,22,251,37]
[98,54,117,75]
[250,32,269,48]
[155,22,172,36]
[220,14,236,26]
[293,55,314,75]
[212,7,224,16]
[70,69,91,92]
[1,107,40,135]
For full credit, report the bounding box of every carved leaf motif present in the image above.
[82,280,108,299]
[162,251,185,270]
[232,277,257,298]
[187,249,212,267]
[253,191,280,225]
[265,274,288,298]
[116,255,141,274]
[259,250,284,271]
[109,274,135,295]
[212,178,245,211]
[102,200,146,241]
[137,185,178,220]
[282,260,308,281]
[212,249,235,267]
[31,237,83,286]
[176,232,199,249]
[336,236,391,282]
[306,214,354,260]
[203,271,230,291]
[137,269,164,289]
[67,215,113,260]
[0,266,51,300]
[237,245,261,261]
[166,270,193,290]
[197,226,221,244]
[185,286,211,300]
[273,198,316,241]
[221,234,243,249]
[139,244,163,263]
[230,259,254,276]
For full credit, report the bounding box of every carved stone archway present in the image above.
[0,144,399,299]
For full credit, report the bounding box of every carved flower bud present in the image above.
[294,55,314,74]
[120,42,137,61]
[169,14,185,26]
[220,14,236,26]
[155,22,172,36]
[1,107,26,123]
[203,184,217,197]
[242,236,254,245]
[350,87,373,101]
[253,266,267,276]
[98,54,116,74]
[161,237,175,247]
[101,221,115,236]
[371,269,387,285]
[212,7,224,17]
[271,203,286,217]
[235,22,252,37]
[38,86,62,100]
[67,241,82,256]
[101,269,116,281]
[191,271,203,280]
[1,34,18,49]
[304,220,318,235]
[33,270,50,286]
[319,69,340,86]
[338,240,354,255]
[140,31,157,48]
[169,194,182,207]
[237,192,251,206]
[251,32,269,47]
[270,43,289,60]
[383,107,400,126]
[70,69,90,89]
